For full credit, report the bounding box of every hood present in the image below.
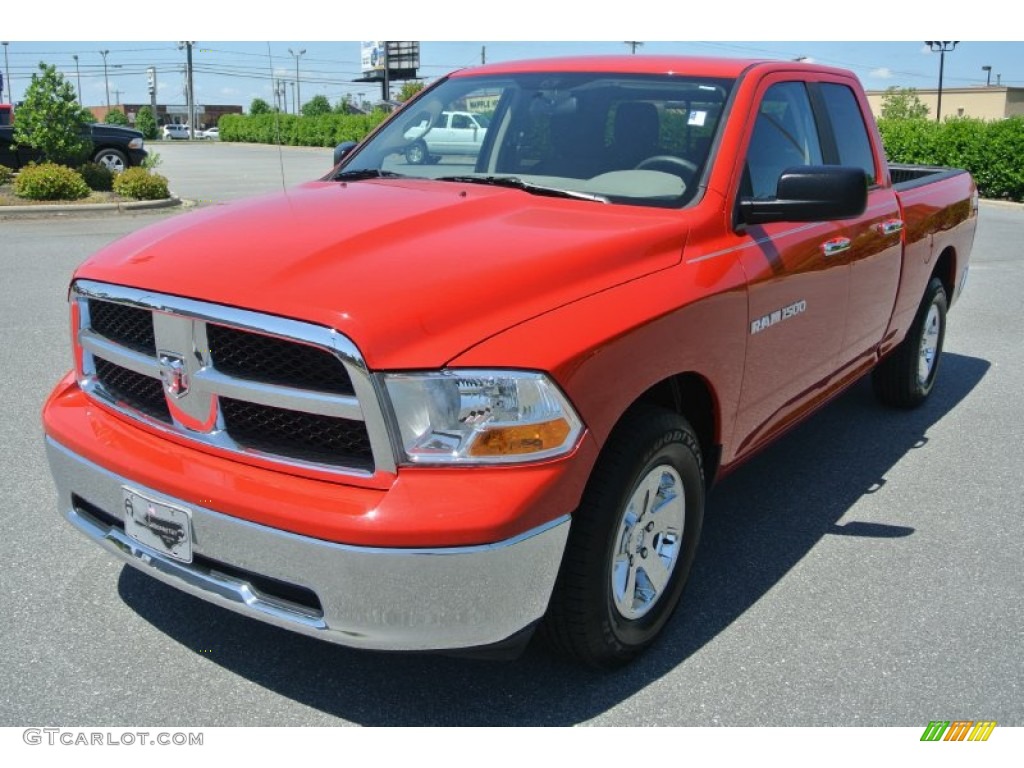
[76,179,689,369]
[90,123,144,139]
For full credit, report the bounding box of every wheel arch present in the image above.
[932,245,957,302]
[628,372,721,488]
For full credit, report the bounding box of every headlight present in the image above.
[128,137,144,149]
[383,370,583,465]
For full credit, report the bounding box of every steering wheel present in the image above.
[635,155,699,180]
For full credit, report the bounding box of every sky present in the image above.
[3,4,1021,109]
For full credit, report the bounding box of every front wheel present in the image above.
[873,276,948,408]
[541,405,705,667]
[94,148,128,173]
[405,140,428,165]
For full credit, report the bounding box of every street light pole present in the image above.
[72,54,82,101]
[982,65,992,87]
[925,41,958,123]
[100,49,111,109]
[288,48,305,113]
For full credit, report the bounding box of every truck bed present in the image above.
[890,163,970,191]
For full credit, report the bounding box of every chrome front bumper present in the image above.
[46,438,570,651]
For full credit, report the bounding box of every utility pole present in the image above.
[147,66,157,122]
[100,49,111,109]
[72,54,82,102]
[381,41,390,103]
[2,42,11,104]
[481,46,486,65]
[289,48,305,113]
[289,81,296,114]
[624,41,643,55]
[982,65,992,87]
[112,88,123,106]
[179,42,195,138]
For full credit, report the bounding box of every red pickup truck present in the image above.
[43,56,977,667]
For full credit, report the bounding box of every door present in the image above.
[814,82,902,367]
[730,80,852,456]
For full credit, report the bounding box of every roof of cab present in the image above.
[449,55,766,79]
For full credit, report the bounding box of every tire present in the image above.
[405,140,427,165]
[541,404,705,667]
[93,148,128,173]
[873,276,948,408]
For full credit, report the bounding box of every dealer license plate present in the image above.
[122,487,193,563]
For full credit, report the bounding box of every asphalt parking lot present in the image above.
[1,143,1022,726]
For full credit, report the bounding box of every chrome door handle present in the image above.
[821,237,851,257]
[877,218,904,236]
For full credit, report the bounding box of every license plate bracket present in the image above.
[122,487,193,563]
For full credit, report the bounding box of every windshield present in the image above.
[338,71,733,208]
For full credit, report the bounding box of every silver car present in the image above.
[402,110,489,164]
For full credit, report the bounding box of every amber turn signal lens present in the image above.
[468,418,572,457]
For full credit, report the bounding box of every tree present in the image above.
[333,94,360,114]
[397,81,425,102]
[104,108,129,126]
[135,106,159,141]
[300,94,332,117]
[249,98,273,115]
[13,63,92,165]
[880,87,930,120]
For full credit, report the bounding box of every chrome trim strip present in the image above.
[79,330,156,377]
[194,370,364,421]
[47,438,569,651]
[72,279,396,479]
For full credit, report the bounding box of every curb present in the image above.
[0,195,186,216]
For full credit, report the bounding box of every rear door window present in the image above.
[819,83,877,184]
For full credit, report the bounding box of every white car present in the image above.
[162,124,190,140]
[201,127,219,140]
[402,110,489,164]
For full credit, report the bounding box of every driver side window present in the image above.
[744,82,823,199]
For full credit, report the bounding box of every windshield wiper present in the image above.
[436,175,608,203]
[332,169,405,181]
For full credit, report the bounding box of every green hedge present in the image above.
[218,112,389,148]
[878,116,1024,202]
[14,162,90,200]
[113,167,170,200]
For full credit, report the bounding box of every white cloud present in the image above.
[870,67,893,79]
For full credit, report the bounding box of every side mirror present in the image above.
[333,140,358,166]
[738,166,868,226]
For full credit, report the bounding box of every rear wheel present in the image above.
[873,277,948,408]
[541,405,705,667]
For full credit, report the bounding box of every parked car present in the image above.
[162,124,190,140]
[201,127,219,140]
[0,122,147,171]
[402,110,489,164]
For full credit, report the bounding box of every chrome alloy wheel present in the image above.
[610,465,686,620]
[917,303,942,385]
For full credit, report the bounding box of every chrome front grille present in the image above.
[73,280,396,480]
